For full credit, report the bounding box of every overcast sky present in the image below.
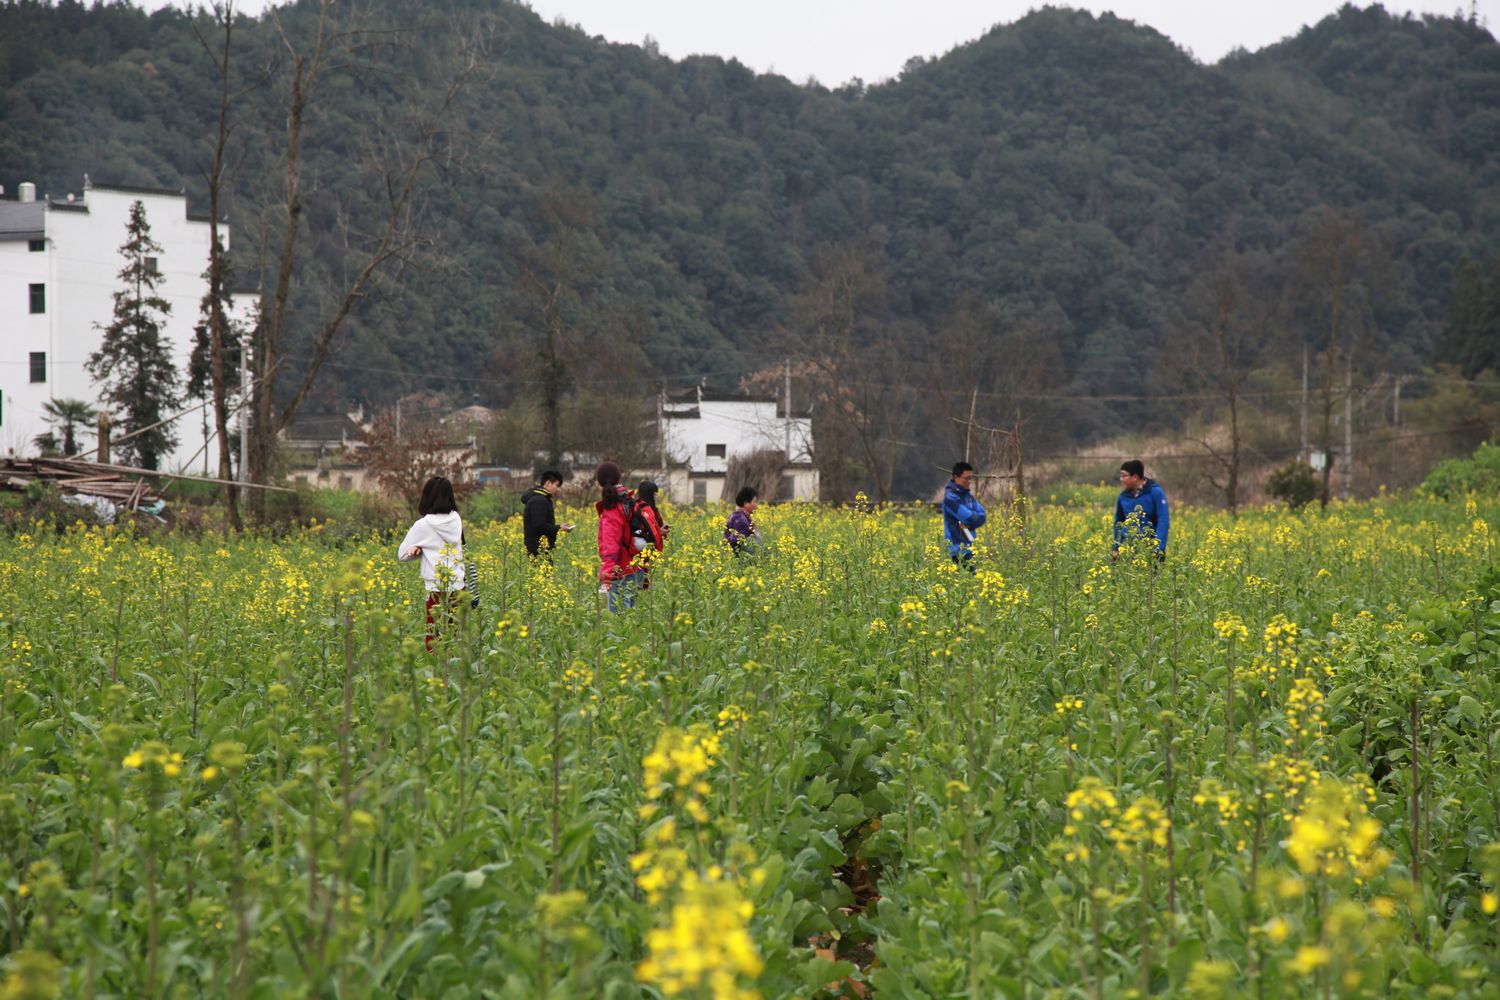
[142,0,1497,85]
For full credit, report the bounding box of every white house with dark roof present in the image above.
[650,386,817,503]
[0,177,257,472]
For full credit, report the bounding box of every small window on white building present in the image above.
[706,443,726,459]
[28,283,44,314]
[29,352,46,383]
[27,239,44,253]
[145,256,159,275]
[779,475,795,501]
[692,480,707,503]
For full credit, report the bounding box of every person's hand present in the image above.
[470,594,480,609]
[406,545,423,558]
[561,523,575,532]
[1110,549,1118,562]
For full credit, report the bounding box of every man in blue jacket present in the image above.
[1113,459,1169,560]
[943,461,987,571]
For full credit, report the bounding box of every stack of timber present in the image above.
[0,457,159,510]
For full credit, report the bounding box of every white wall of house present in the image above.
[1,179,255,472]
[652,392,817,503]
[662,396,813,472]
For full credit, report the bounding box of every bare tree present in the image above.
[357,407,478,513]
[1165,249,1266,514]
[511,180,604,470]
[1287,209,1391,506]
[246,1,478,521]
[786,239,913,501]
[188,0,259,531]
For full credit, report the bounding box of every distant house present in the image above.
[645,387,817,504]
[280,402,482,493]
[280,408,372,492]
[0,177,257,469]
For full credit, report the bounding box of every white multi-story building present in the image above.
[650,387,818,503]
[1,177,256,472]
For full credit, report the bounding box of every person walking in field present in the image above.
[595,461,645,613]
[630,480,669,590]
[522,469,574,558]
[724,485,763,557]
[1113,458,1169,560]
[632,480,668,553]
[398,476,472,652]
[943,461,987,571]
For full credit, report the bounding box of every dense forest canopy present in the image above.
[1,0,1497,496]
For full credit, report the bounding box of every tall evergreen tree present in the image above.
[87,200,180,470]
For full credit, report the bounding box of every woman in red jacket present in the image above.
[595,461,644,612]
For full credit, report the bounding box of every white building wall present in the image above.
[662,398,813,473]
[1,181,252,472]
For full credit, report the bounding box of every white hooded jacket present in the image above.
[397,511,466,593]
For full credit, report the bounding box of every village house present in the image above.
[646,387,817,504]
[0,177,258,471]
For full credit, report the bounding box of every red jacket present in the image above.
[596,490,638,583]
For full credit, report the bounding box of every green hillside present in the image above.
[2,0,1497,490]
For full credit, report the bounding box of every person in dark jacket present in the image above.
[942,461,987,570]
[522,470,573,557]
[1113,459,1169,559]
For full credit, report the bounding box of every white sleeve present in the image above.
[397,521,425,561]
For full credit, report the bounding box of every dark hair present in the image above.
[735,485,757,507]
[952,461,974,478]
[418,476,458,515]
[539,469,563,487]
[637,480,659,505]
[595,461,623,508]
[1120,459,1145,479]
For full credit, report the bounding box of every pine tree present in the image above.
[87,200,180,470]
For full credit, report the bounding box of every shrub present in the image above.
[1266,460,1319,508]
[1421,441,1500,499]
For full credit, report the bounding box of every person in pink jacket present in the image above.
[594,461,644,613]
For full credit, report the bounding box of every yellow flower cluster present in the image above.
[1107,795,1170,858]
[122,741,184,778]
[636,871,763,1000]
[1283,678,1325,745]
[642,726,720,800]
[1284,779,1389,882]
[1061,777,1119,863]
[1212,611,1248,642]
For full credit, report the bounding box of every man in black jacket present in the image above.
[522,470,573,557]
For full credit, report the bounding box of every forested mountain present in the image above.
[2,0,1497,494]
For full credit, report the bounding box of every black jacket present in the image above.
[522,486,561,556]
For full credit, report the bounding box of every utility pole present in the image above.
[658,382,668,487]
[963,386,978,462]
[1300,344,1309,463]
[1340,353,1354,500]
[783,358,792,461]
[239,341,250,509]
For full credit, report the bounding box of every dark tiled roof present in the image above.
[0,201,44,240]
[88,181,186,199]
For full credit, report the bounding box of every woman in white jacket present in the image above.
[398,476,469,652]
